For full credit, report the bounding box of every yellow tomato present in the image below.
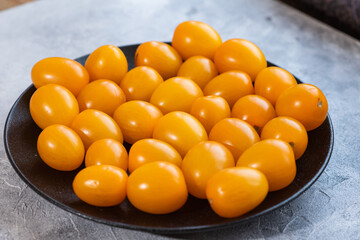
[127,161,188,214]
[85,45,128,84]
[73,165,128,207]
[85,138,128,170]
[128,138,182,173]
[150,77,203,114]
[182,141,235,199]
[31,57,89,96]
[30,84,79,129]
[153,111,208,157]
[113,101,163,144]
[37,124,84,171]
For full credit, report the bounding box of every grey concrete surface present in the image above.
[0,0,359,239]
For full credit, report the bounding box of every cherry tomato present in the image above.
[254,67,297,106]
[206,167,268,218]
[135,41,182,80]
[150,77,203,114]
[214,39,267,80]
[231,95,276,132]
[172,21,222,60]
[177,56,218,89]
[113,101,163,144]
[31,57,89,96]
[30,84,79,129]
[153,111,208,157]
[237,139,296,191]
[73,165,127,207]
[276,84,328,131]
[77,79,126,116]
[182,141,235,199]
[85,138,128,170]
[120,66,163,101]
[37,124,84,171]
[190,95,231,133]
[71,109,123,149]
[209,118,259,161]
[203,71,254,107]
[127,161,188,214]
[128,138,182,173]
[85,45,128,84]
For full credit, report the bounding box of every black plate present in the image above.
[4,43,334,234]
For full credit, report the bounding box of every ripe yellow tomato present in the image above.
[37,124,84,171]
[153,111,208,157]
[261,116,308,160]
[231,95,276,132]
[120,66,163,101]
[85,45,128,84]
[113,101,163,144]
[181,141,235,199]
[31,57,89,96]
[150,77,203,114]
[177,56,218,89]
[85,138,128,171]
[71,109,123,149]
[203,71,254,107]
[190,95,231,133]
[206,167,268,218]
[276,84,328,131]
[77,79,126,116]
[209,118,259,161]
[135,41,182,80]
[172,21,222,60]
[214,39,267,80]
[73,165,127,207]
[127,161,188,214]
[128,138,182,173]
[30,84,79,129]
[237,139,296,191]
[254,67,297,106]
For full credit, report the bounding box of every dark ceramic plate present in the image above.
[4,43,334,234]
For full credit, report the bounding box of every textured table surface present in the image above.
[1,0,359,239]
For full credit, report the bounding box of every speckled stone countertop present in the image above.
[0,0,359,239]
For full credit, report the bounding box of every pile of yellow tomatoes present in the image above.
[29,21,328,218]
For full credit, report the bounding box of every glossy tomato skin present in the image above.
[172,21,222,60]
[203,71,254,107]
[73,165,128,207]
[181,141,235,199]
[153,111,208,157]
[71,109,123,149]
[177,56,218,89]
[190,95,231,134]
[135,41,182,80]
[37,124,85,171]
[209,118,260,161]
[214,39,267,80]
[77,79,126,116]
[31,57,89,96]
[237,139,296,191]
[150,77,203,114]
[85,45,128,84]
[276,84,328,131]
[254,67,297,106]
[120,66,163,101]
[128,138,182,173]
[206,167,268,218]
[85,138,128,171]
[261,116,308,160]
[127,161,188,214]
[113,101,163,144]
[30,84,79,129]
